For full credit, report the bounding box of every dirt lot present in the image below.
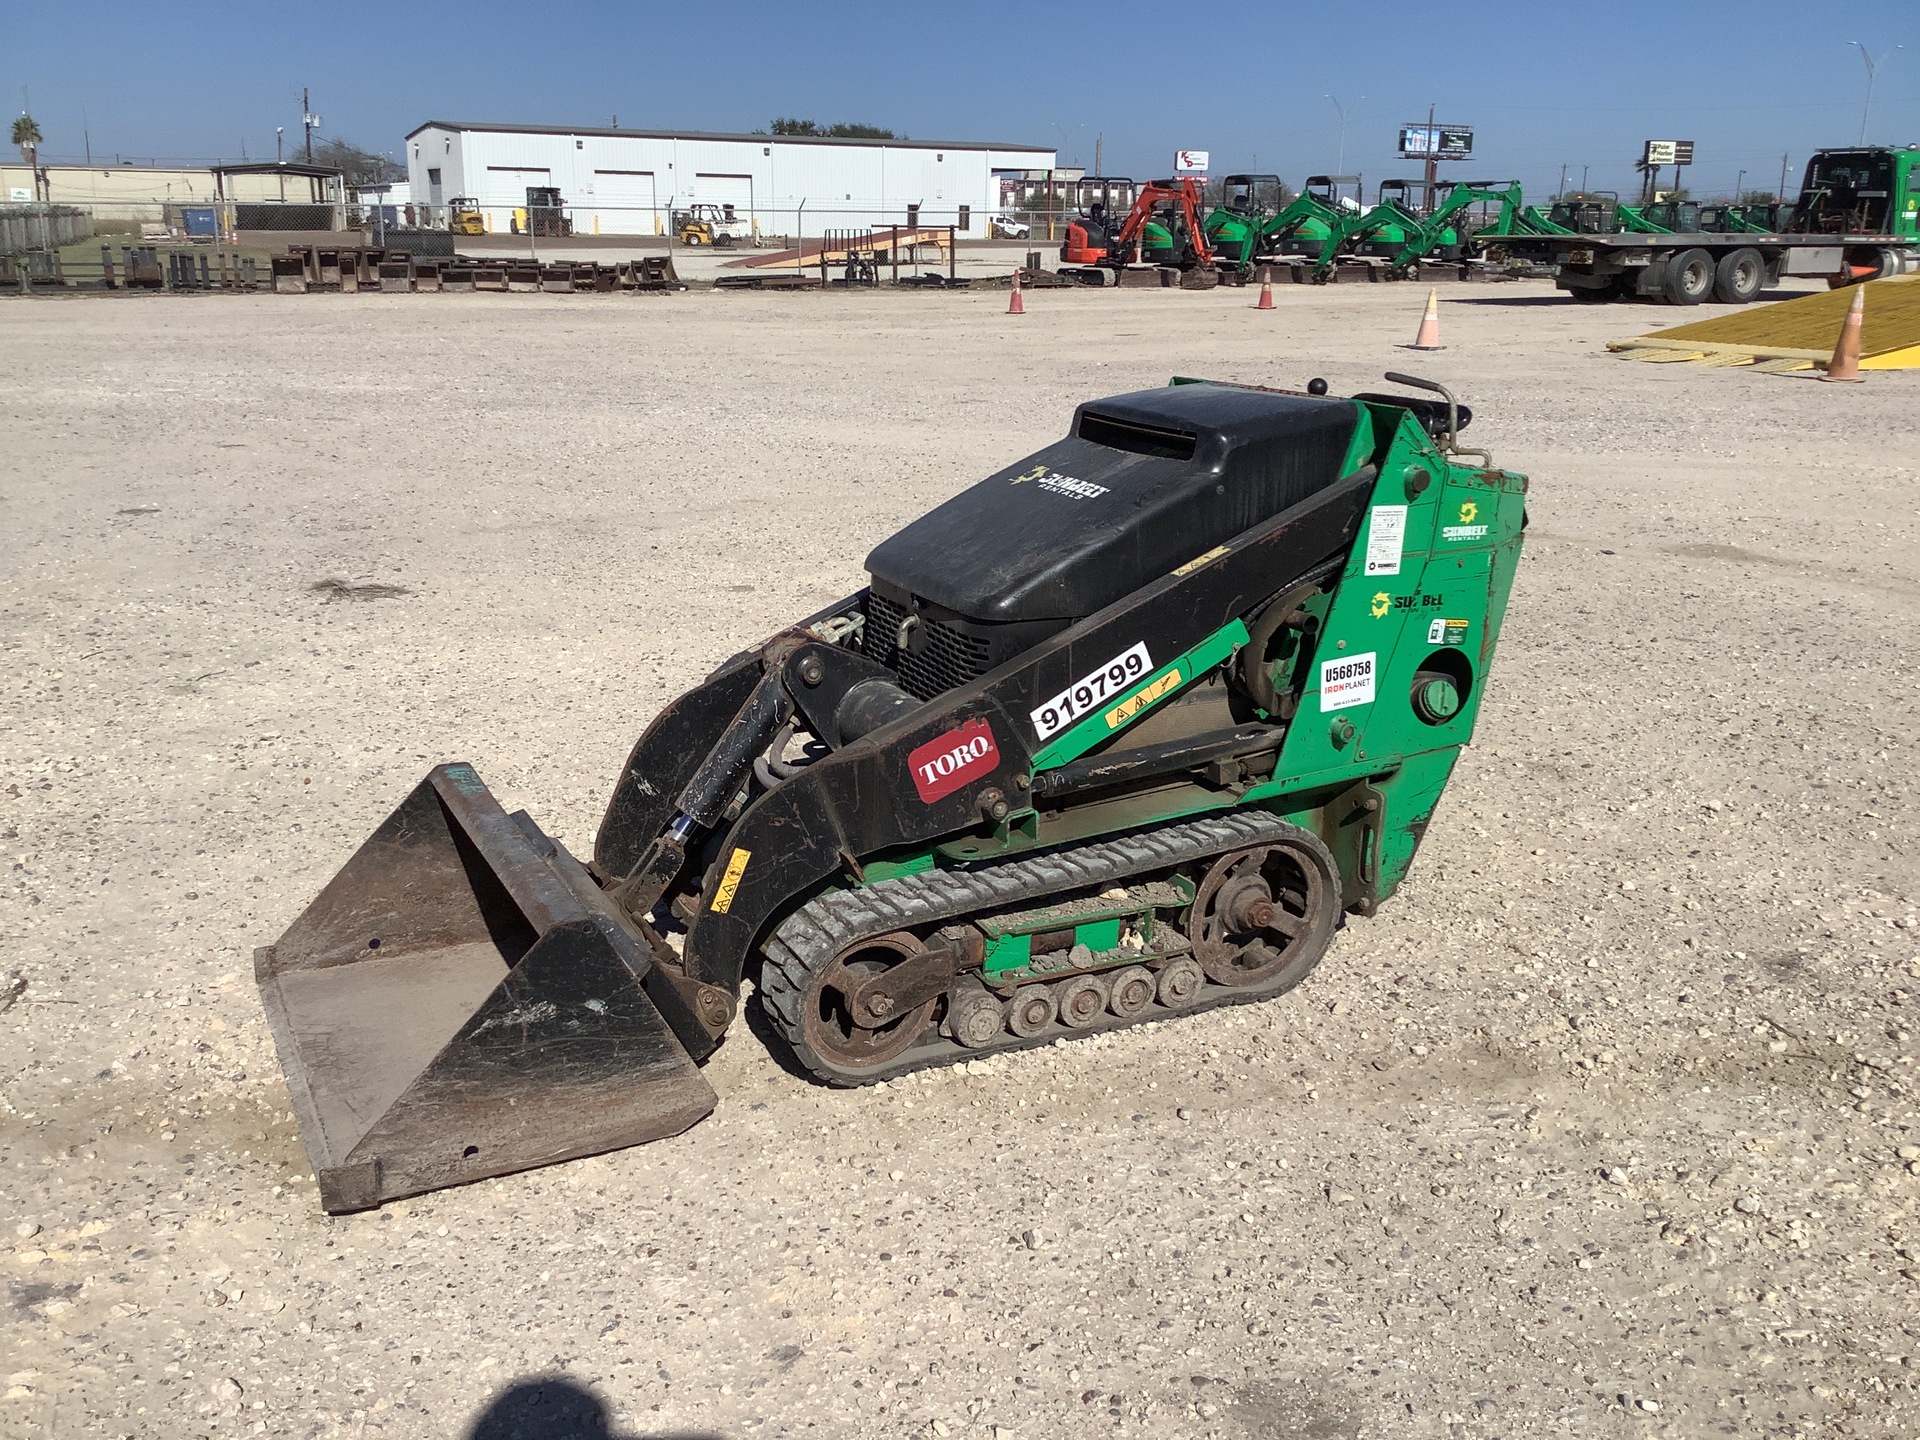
[2,278,1917,1440]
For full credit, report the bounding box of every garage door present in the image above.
[592,169,657,234]
[485,165,551,203]
[691,172,755,226]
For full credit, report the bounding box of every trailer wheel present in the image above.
[1712,247,1764,304]
[1661,248,1714,305]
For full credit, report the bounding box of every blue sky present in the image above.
[8,0,1917,199]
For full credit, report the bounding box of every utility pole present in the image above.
[1094,134,1102,178]
[1327,95,1361,174]
[1421,103,1437,209]
[1735,168,1746,202]
[1557,162,1567,199]
[1580,164,1589,193]
[1777,151,1790,202]
[1849,42,1900,145]
[301,87,321,163]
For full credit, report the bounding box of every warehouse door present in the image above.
[593,169,657,234]
[692,172,755,230]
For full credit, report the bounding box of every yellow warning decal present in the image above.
[1172,544,1229,577]
[1105,669,1182,730]
[710,847,752,914]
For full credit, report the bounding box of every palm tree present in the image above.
[12,114,41,165]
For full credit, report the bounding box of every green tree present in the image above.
[310,136,403,186]
[768,118,898,139]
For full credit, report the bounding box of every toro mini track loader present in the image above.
[257,374,1527,1212]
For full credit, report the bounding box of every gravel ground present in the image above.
[2,278,1916,1440]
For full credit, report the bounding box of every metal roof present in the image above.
[209,161,346,178]
[405,120,1051,155]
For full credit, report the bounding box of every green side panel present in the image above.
[1339,405,1378,476]
[1031,618,1252,772]
[1365,747,1461,899]
[1073,917,1122,952]
[1257,413,1526,796]
[984,931,1032,977]
[862,850,937,884]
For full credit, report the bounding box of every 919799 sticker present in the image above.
[1031,642,1153,740]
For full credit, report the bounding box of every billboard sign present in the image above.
[1174,150,1210,173]
[1398,125,1473,159]
[1643,140,1695,167]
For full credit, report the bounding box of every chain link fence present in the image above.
[1,205,93,253]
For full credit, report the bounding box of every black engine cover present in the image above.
[865,384,1362,631]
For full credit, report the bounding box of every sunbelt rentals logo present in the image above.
[1443,498,1489,543]
[1011,465,1109,501]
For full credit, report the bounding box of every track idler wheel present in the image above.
[1156,956,1204,1008]
[1005,984,1058,1038]
[1055,973,1110,1029]
[1106,965,1157,1019]
[798,931,940,1072]
[1189,835,1339,991]
[946,980,1005,1050]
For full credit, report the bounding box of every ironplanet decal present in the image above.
[908,718,1000,804]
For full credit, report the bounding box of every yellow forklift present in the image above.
[674,203,748,247]
[448,197,485,236]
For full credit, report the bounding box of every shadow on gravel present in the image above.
[469,1375,722,1440]
[1439,295,1584,307]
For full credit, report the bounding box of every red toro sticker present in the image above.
[908,718,999,804]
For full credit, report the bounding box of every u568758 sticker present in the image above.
[1031,642,1152,740]
[1319,652,1377,711]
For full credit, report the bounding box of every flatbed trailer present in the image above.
[1495,145,1920,304]
[1497,229,1918,304]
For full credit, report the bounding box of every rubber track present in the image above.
[760,809,1319,1086]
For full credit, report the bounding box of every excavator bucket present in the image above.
[255,764,716,1213]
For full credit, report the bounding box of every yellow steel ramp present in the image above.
[1606,273,1920,372]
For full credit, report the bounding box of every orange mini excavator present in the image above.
[1061,177,1216,284]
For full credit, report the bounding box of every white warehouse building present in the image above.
[405,121,1056,239]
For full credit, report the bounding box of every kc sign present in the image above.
[1173,150,1209,173]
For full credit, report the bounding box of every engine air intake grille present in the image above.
[863,592,993,702]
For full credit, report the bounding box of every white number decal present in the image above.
[1031,642,1153,740]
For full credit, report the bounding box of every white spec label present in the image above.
[1031,642,1153,740]
[1364,505,1407,577]
[1319,652,1377,711]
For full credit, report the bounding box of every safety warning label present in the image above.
[1365,506,1407,577]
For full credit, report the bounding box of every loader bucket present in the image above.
[255,764,717,1212]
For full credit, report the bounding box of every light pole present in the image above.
[1735,169,1746,202]
[1327,95,1362,175]
[1850,41,1901,145]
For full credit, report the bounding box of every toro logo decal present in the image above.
[908,719,999,804]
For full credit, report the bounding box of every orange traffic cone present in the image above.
[1007,267,1025,316]
[1820,284,1866,382]
[1255,265,1274,309]
[1401,288,1444,350]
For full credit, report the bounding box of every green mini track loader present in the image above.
[257,374,1527,1212]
